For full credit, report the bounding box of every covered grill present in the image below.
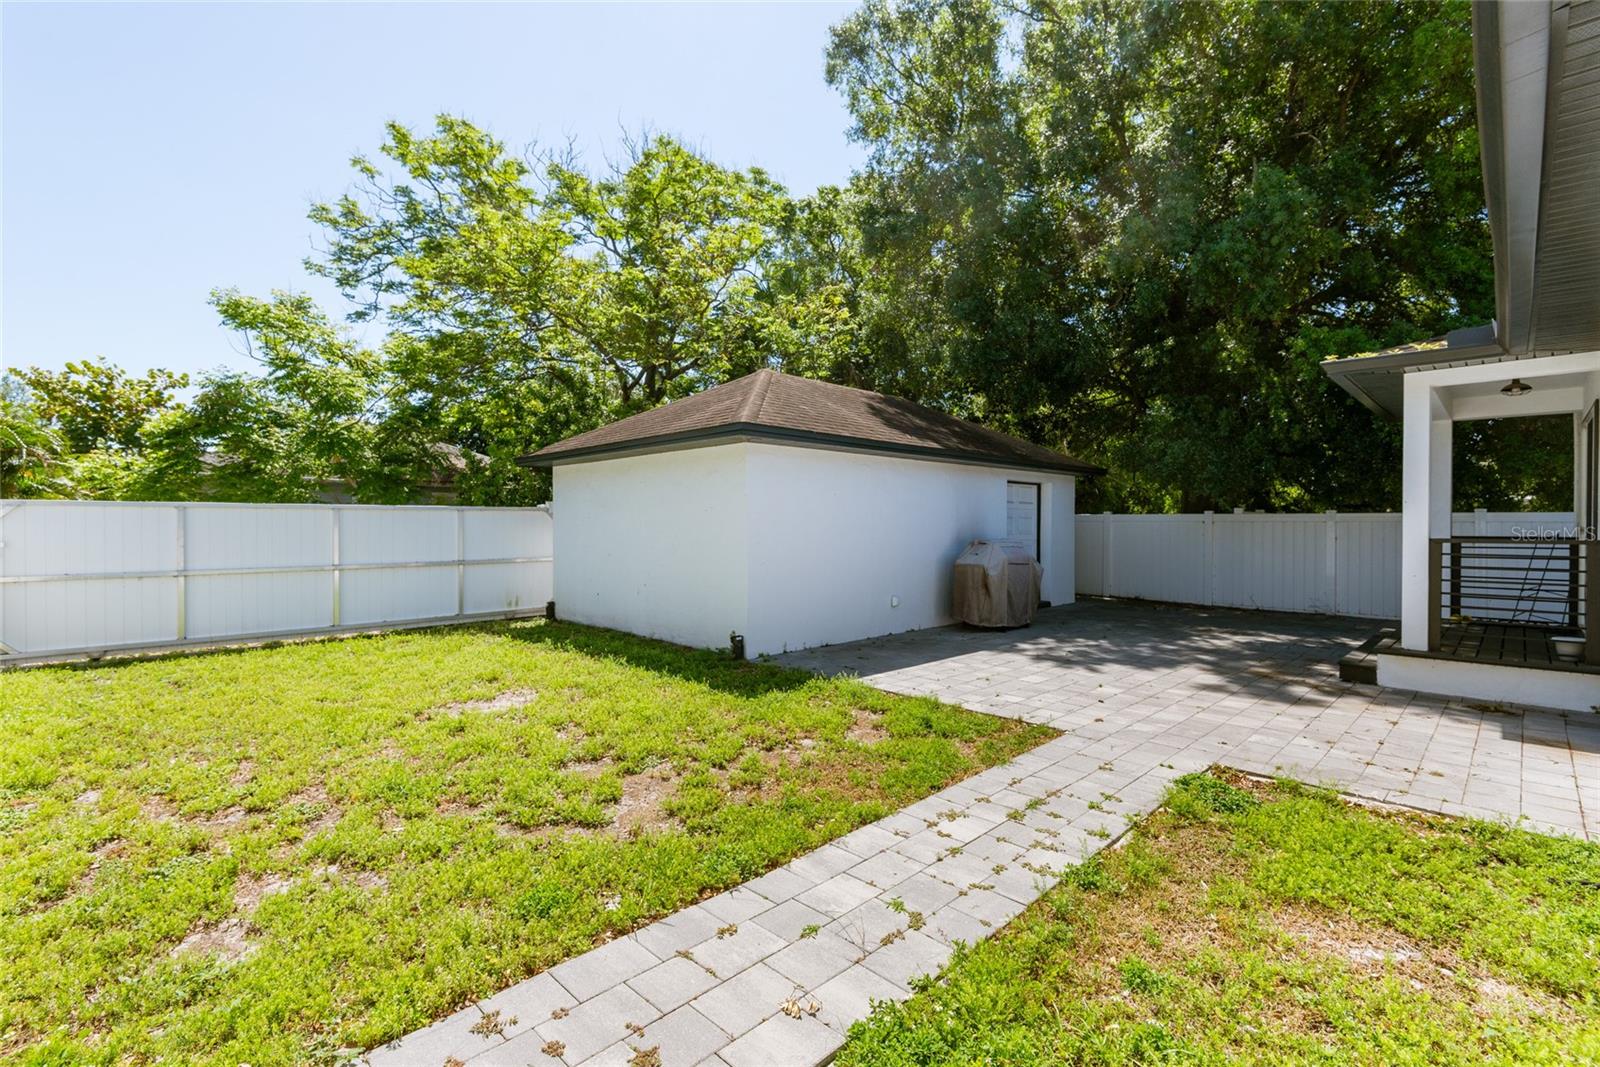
[952,540,1042,628]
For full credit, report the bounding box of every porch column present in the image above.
[1400,376,1453,650]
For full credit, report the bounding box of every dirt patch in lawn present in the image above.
[564,756,615,777]
[309,863,389,891]
[62,839,126,902]
[611,769,681,836]
[846,707,889,745]
[138,794,179,823]
[191,805,250,832]
[758,738,815,773]
[285,783,341,832]
[171,918,257,963]
[234,871,292,912]
[434,688,540,716]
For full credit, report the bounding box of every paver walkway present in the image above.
[370,600,1598,1067]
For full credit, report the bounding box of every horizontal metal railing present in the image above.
[1428,536,1597,665]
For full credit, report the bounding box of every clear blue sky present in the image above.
[2,1,863,381]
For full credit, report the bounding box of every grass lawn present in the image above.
[839,771,1600,1067]
[0,620,1052,1066]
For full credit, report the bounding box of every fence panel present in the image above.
[1073,514,1110,598]
[1210,515,1331,613]
[1333,514,1403,619]
[1108,514,1209,605]
[0,500,552,659]
[1075,510,1576,619]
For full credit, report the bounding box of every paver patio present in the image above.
[370,600,1598,1067]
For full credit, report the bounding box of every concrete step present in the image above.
[1338,628,1395,685]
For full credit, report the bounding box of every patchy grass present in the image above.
[0,620,1052,1065]
[838,771,1600,1066]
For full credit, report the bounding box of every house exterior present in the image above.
[522,369,1100,657]
[1324,0,1600,712]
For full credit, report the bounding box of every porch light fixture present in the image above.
[1500,378,1533,397]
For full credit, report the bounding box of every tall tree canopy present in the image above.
[16,2,1557,512]
[825,0,1491,510]
[308,121,847,441]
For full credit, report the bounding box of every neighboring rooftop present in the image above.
[520,369,1103,475]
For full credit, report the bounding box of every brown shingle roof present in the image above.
[520,369,1103,475]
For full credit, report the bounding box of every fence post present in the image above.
[1203,511,1215,606]
[456,509,466,618]
[174,505,186,641]
[0,503,11,654]
[1585,541,1598,665]
[1102,512,1114,598]
[330,509,342,628]
[1325,511,1338,615]
[1427,539,1442,651]
[1569,541,1581,630]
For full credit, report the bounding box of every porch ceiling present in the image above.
[1442,367,1595,420]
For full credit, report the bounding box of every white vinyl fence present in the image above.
[1075,510,1577,619]
[0,500,552,660]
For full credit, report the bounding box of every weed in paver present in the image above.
[0,619,1051,1065]
[470,1010,516,1038]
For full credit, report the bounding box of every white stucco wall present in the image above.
[550,441,1077,658]
[551,444,749,651]
[741,443,1076,656]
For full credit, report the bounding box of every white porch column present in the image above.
[1400,375,1452,649]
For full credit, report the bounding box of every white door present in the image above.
[1006,481,1040,559]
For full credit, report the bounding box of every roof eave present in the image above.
[1320,322,1507,418]
[519,423,1105,477]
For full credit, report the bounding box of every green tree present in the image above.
[17,358,186,452]
[0,374,68,498]
[308,118,850,433]
[544,134,844,407]
[131,290,428,503]
[309,117,591,458]
[1454,416,1575,512]
[826,0,1491,511]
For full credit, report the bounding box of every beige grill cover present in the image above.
[952,540,1042,627]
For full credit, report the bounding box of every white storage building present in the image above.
[523,369,1101,657]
